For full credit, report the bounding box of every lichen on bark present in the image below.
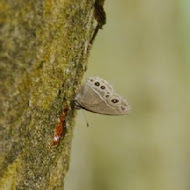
[0,0,100,189]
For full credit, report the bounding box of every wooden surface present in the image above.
[0,0,99,189]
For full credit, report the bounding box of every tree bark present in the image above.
[0,0,101,189]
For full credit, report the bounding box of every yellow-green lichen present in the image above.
[0,156,22,190]
[0,0,96,189]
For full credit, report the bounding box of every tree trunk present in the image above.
[0,0,103,189]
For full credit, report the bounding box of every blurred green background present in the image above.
[65,1,190,190]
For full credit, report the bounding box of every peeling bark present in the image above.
[0,0,104,189]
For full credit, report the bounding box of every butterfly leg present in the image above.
[73,100,82,109]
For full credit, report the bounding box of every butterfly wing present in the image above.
[75,79,103,107]
[75,77,131,115]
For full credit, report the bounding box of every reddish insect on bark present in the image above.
[52,105,70,145]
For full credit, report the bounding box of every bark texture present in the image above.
[0,0,98,189]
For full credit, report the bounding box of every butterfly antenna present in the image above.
[81,110,89,127]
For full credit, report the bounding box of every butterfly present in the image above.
[75,77,131,115]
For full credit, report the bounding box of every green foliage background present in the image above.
[66,1,190,190]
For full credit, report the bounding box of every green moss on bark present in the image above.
[0,0,97,189]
